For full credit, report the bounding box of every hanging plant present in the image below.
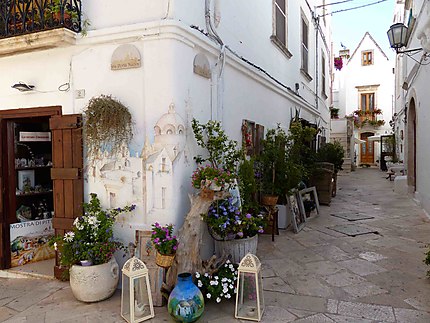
[83,95,133,159]
[334,57,343,71]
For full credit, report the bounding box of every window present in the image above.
[274,0,287,46]
[360,92,376,121]
[362,51,373,65]
[301,16,309,74]
[161,187,166,209]
[321,52,326,97]
[361,93,375,112]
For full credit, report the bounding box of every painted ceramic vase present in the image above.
[168,273,204,322]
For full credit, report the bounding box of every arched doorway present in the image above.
[407,99,417,191]
[360,132,375,165]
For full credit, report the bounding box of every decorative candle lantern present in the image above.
[235,253,264,321]
[121,257,154,323]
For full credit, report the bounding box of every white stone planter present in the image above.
[214,235,258,264]
[69,257,119,303]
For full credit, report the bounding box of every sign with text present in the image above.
[19,132,51,142]
[10,219,55,267]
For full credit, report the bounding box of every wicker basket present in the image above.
[155,252,175,268]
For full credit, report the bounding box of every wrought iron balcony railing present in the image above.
[0,0,81,39]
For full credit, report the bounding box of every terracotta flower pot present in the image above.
[261,194,278,206]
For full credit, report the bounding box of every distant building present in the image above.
[332,32,394,168]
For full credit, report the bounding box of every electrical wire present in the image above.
[316,0,357,8]
[319,0,387,17]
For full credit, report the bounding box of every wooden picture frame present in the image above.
[297,187,320,220]
[17,170,34,191]
[287,191,306,233]
[135,230,165,307]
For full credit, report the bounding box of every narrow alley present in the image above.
[1,168,430,323]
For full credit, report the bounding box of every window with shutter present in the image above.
[362,50,373,65]
[301,16,309,74]
[321,52,327,97]
[274,0,286,45]
[271,0,292,58]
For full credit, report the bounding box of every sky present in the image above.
[329,0,395,59]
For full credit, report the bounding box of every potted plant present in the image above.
[83,95,134,161]
[330,107,340,119]
[204,197,265,263]
[191,165,235,192]
[51,193,135,302]
[315,141,345,198]
[45,0,79,26]
[195,260,238,304]
[150,222,179,268]
[258,125,288,205]
[192,119,242,175]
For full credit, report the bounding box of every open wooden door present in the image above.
[49,114,83,279]
[360,132,375,164]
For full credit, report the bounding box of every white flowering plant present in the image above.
[51,193,135,267]
[194,260,238,304]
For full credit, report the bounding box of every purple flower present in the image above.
[246,213,252,219]
[154,222,160,228]
[153,238,159,243]
[237,232,244,238]
[173,245,178,251]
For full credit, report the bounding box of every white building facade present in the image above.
[391,0,430,213]
[0,0,333,270]
[332,33,394,167]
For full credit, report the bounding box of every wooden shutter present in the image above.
[255,124,265,155]
[49,114,83,278]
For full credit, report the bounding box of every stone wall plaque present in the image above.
[111,44,141,70]
[193,53,211,78]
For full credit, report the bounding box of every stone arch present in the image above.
[407,98,417,191]
[163,124,176,135]
[178,125,185,135]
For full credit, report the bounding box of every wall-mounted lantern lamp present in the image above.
[387,23,422,54]
[11,82,35,92]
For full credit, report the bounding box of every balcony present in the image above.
[0,0,81,56]
[353,109,385,128]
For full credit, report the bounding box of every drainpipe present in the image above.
[205,0,225,123]
[314,14,319,113]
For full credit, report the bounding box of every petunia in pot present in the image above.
[51,193,135,302]
[204,197,266,263]
[151,222,179,268]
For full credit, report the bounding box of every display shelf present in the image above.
[15,166,52,171]
[16,191,53,197]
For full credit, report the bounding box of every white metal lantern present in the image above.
[235,253,264,321]
[121,257,154,323]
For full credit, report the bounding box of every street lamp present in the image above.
[387,23,422,54]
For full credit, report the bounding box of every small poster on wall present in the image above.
[10,219,55,267]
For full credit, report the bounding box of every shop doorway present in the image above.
[0,107,83,279]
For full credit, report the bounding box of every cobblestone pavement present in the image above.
[1,168,430,322]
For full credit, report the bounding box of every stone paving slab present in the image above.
[328,224,379,237]
[330,212,375,221]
